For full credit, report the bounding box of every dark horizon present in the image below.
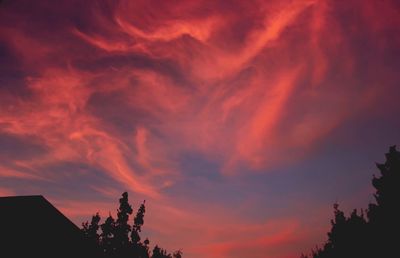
[0,195,103,258]
[1,0,400,257]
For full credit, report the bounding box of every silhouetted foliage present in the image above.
[114,192,133,257]
[172,250,183,258]
[149,245,182,258]
[82,212,101,245]
[100,214,116,256]
[82,192,182,258]
[302,145,400,258]
[132,201,146,244]
[151,245,171,258]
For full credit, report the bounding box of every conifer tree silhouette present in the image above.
[132,201,146,244]
[82,192,182,258]
[172,250,183,258]
[151,245,170,258]
[114,192,133,257]
[301,145,400,258]
[82,212,101,245]
[367,145,400,257]
[131,201,149,258]
[101,214,116,256]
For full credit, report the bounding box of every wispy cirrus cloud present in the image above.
[1,0,400,257]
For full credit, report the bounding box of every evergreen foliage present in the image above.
[82,212,101,245]
[302,145,400,258]
[82,192,181,258]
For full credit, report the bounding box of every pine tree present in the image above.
[131,201,146,244]
[151,245,171,258]
[301,145,400,258]
[132,201,149,258]
[82,212,101,245]
[101,214,116,256]
[367,145,400,257]
[81,192,182,258]
[368,145,400,221]
[173,250,183,258]
[114,192,133,257]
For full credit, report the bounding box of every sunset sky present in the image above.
[1,0,400,257]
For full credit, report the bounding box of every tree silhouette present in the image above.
[100,214,116,256]
[151,245,171,258]
[367,145,400,257]
[114,192,133,257]
[82,212,101,245]
[302,145,400,258]
[131,201,150,258]
[82,192,182,258]
[172,250,183,258]
[150,246,183,258]
[131,201,146,244]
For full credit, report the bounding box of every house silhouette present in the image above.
[0,195,103,258]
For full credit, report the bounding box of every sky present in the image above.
[0,0,400,257]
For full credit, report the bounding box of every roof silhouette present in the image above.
[0,195,103,258]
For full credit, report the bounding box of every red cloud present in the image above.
[1,0,400,257]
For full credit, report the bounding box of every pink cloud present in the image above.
[1,0,400,257]
[0,187,16,197]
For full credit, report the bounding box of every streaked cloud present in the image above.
[1,0,400,257]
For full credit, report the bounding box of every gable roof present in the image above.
[0,195,103,258]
